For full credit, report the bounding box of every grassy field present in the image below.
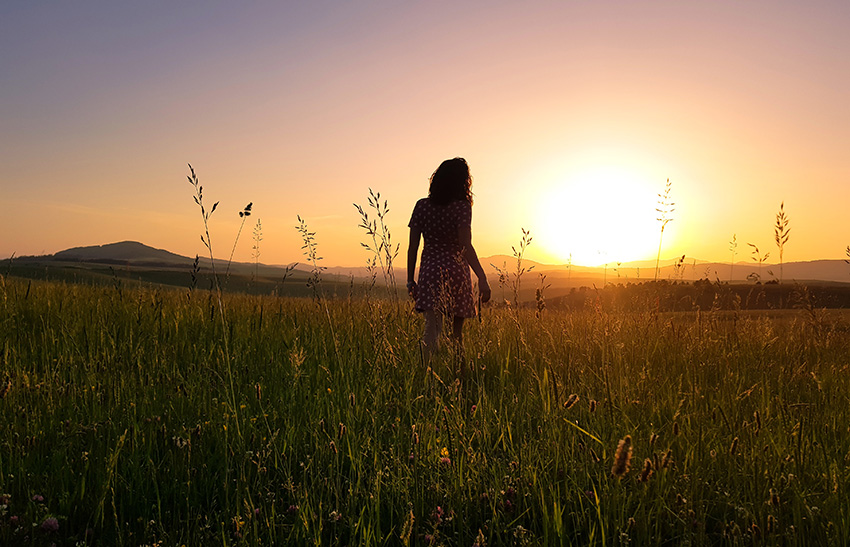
[0,274,848,545]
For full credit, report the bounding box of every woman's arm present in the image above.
[458,224,491,303]
[407,227,421,297]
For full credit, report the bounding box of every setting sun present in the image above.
[536,166,664,267]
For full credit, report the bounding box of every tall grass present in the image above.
[654,179,675,281]
[1,275,848,545]
[775,202,790,285]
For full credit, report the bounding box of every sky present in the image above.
[2,1,849,267]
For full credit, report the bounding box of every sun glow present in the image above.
[536,166,663,267]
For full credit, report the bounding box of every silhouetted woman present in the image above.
[407,158,491,358]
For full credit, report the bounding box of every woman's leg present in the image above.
[451,316,464,346]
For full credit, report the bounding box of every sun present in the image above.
[536,166,663,267]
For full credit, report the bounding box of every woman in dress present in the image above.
[407,157,491,358]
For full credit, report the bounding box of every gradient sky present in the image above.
[2,1,849,267]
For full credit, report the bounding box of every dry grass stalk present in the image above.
[767,514,777,534]
[769,488,780,507]
[612,435,633,479]
[400,510,414,546]
[564,393,579,409]
[589,399,597,413]
[729,436,739,456]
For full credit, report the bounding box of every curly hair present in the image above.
[428,157,473,205]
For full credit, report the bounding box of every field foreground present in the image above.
[0,276,849,545]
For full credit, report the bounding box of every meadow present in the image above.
[1,272,848,546]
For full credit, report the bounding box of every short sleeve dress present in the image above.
[408,198,476,318]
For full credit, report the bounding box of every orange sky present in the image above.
[2,2,849,267]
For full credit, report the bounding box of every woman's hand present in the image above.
[407,281,418,299]
[478,279,491,304]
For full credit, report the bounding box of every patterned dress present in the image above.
[408,198,476,318]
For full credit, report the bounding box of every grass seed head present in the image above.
[662,449,673,469]
[612,435,633,479]
[564,393,579,409]
[639,458,654,482]
[589,399,597,413]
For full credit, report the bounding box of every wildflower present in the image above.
[329,510,341,522]
[32,494,44,503]
[611,435,632,479]
[440,446,451,465]
[41,517,59,532]
[0,494,9,505]
[471,404,477,413]
[287,505,298,515]
[431,505,444,525]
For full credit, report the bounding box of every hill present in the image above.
[53,241,192,266]
[6,241,850,300]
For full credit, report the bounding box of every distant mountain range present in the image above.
[11,241,850,286]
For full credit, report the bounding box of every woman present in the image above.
[407,157,491,357]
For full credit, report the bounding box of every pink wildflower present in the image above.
[41,517,59,532]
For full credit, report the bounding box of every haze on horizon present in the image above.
[2,1,849,268]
